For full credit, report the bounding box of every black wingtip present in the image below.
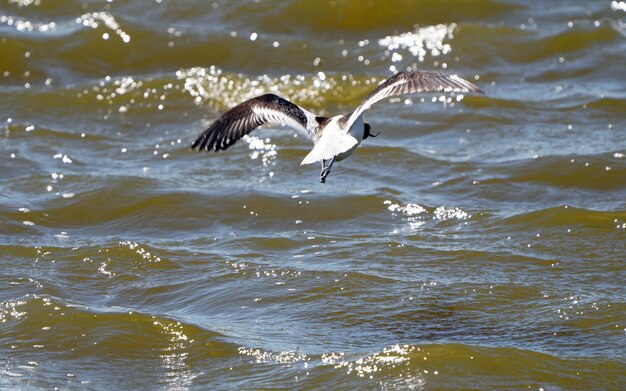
[190,131,231,153]
[190,129,214,152]
[468,81,484,95]
[467,86,484,95]
[190,136,204,151]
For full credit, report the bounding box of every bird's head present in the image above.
[363,121,381,139]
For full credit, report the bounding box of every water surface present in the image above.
[1,0,625,389]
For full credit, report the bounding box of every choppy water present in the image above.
[1,0,625,389]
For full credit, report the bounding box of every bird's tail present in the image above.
[300,133,358,165]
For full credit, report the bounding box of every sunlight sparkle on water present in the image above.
[433,206,470,221]
[76,12,131,43]
[243,135,277,167]
[8,0,41,5]
[385,200,427,231]
[611,1,626,12]
[378,24,456,62]
[328,344,426,386]
[238,347,308,364]
[53,154,73,164]
[0,14,55,32]
[177,66,338,109]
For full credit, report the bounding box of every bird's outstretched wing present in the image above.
[192,94,319,152]
[342,71,482,130]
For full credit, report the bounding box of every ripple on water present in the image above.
[1,0,625,389]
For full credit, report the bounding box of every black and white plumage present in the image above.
[191,94,319,152]
[192,70,482,183]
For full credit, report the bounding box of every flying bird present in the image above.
[191,70,482,183]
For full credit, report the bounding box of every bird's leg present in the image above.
[320,157,336,184]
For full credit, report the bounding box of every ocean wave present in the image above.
[233,342,625,389]
[1,0,625,389]
[498,205,626,230]
[495,154,626,191]
[0,294,238,388]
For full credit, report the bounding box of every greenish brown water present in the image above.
[1,0,625,389]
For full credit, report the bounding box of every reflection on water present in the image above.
[154,318,199,389]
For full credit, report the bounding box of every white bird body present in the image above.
[301,114,362,165]
[191,70,482,183]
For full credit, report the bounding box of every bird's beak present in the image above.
[364,121,379,139]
